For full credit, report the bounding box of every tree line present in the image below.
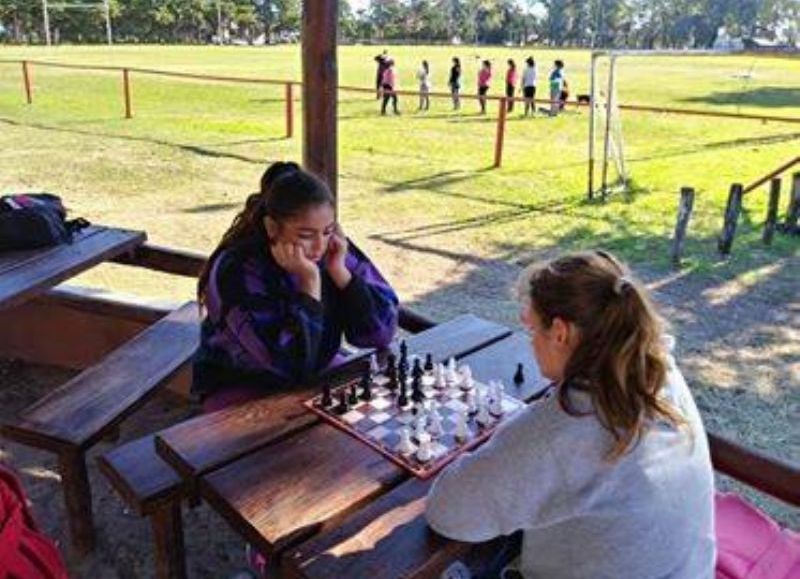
[1,0,797,48]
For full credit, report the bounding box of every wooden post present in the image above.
[762,178,780,246]
[123,68,132,119]
[58,448,95,555]
[671,186,695,266]
[151,503,187,579]
[718,183,744,256]
[302,1,338,201]
[494,97,507,168]
[785,172,800,233]
[22,61,33,104]
[285,82,294,139]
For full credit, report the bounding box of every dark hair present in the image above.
[422,60,429,72]
[508,59,515,68]
[518,250,685,459]
[526,56,535,66]
[198,162,334,307]
[483,59,491,68]
[555,59,564,68]
[452,57,460,65]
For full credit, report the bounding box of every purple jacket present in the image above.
[193,232,398,397]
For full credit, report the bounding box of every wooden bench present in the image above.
[1,301,199,555]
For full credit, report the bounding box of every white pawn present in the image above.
[428,407,444,438]
[434,363,447,389]
[490,381,504,416]
[454,409,470,442]
[414,412,428,441]
[416,435,433,462]
[369,352,380,376]
[466,389,478,414]
[476,394,492,426]
[397,427,416,455]
[459,365,474,391]
[446,358,459,386]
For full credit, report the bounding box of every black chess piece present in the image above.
[400,339,408,360]
[424,353,434,372]
[386,353,397,374]
[348,384,359,406]
[359,370,373,401]
[411,375,424,403]
[398,379,409,408]
[513,363,525,385]
[321,383,333,408]
[387,366,399,392]
[334,390,349,415]
[412,358,423,380]
[398,366,407,389]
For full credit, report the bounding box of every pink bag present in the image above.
[715,492,800,579]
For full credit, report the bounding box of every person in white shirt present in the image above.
[426,250,716,579]
[417,60,431,111]
[521,56,537,117]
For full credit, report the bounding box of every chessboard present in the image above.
[304,341,526,480]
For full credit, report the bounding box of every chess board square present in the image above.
[369,397,392,411]
[354,418,378,433]
[395,411,415,424]
[374,375,389,386]
[373,386,393,397]
[444,398,467,413]
[430,442,449,458]
[367,424,391,440]
[370,411,392,424]
[341,410,365,424]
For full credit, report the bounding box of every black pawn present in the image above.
[411,375,424,403]
[398,366,407,389]
[398,380,409,408]
[359,371,373,401]
[412,358,423,380]
[334,390,349,415]
[321,384,333,408]
[387,366,399,392]
[386,353,397,375]
[424,353,434,372]
[400,339,408,360]
[513,363,525,385]
[348,384,359,406]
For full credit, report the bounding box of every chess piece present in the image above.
[334,390,349,415]
[428,407,444,437]
[359,370,373,401]
[476,395,492,426]
[459,365,474,391]
[369,353,380,376]
[399,340,408,371]
[434,363,446,389]
[387,365,399,392]
[412,357,424,380]
[424,353,434,372]
[513,363,525,385]
[321,383,333,408]
[446,358,459,387]
[454,409,470,442]
[416,435,433,462]
[466,389,478,415]
[411,375,424,403]
[398,380,409,408]
[489,381,504,416]
[386,353,397,375]
[397,427,416,455]
[414,413,428,441]
[348,384,359,406]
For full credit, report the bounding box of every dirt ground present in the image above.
[0,250,797,578]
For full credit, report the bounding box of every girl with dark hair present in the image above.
[521,56,537,117]
[381,59,400,115]
[195,162,399,413]
[477,59,492,114]
[449,57,462,110]
[426,251,715,578]
[505,59,517,112]
[417,60,431,111]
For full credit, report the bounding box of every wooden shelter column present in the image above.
[302,0,338,202]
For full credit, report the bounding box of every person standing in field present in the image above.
[381,59,400,115]
[417,60,431,111]
[374,50,388,100]
[549,59,565,116]
[505,59,518,113]
[449,57,462,110]
[522,56,537,117]
[477,60,492,115]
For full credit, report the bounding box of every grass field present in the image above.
[0,44,798,555]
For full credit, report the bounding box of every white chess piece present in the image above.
[434,363,446,389]
[397,427,416,455]
[428,407,444,437]
[476,394,492,426]
[454,409,470,442]
[466,389,478,414]
[414,413,428,441]
[369,353,380,376]
[446,358,458,386]
[490,381,504,416]
[416,435,433,462]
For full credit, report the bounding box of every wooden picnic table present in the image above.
[155,314,548,578]
[0,225,145,311]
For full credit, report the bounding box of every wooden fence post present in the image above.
[671,186,695,266]
[22,61,32,104]
[285,82,294,139]
[718,183,743,255]
[494,97,507,168]
[785,172,800,233]
[123,68,133,119]
[762,178,780,246]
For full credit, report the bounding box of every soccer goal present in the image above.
[41,0,112,46]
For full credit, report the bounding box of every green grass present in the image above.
[0,44,798,302]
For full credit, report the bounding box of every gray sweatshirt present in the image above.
[426,358,716,579]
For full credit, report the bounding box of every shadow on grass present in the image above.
[182,202,241,214]
[0,117,281,165]
[681,87,800,110]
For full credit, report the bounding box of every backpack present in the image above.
[0,464,69,579]
[0,193,90,251]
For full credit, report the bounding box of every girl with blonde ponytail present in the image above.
[427,251,715,579]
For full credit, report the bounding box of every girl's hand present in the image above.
[272,241,321,299]
[326,224,352,289]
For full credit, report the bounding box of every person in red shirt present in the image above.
[380,59,400,115]
[477,60,492,114]
[505,59,518,113]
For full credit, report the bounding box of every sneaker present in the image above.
[245,543,268,577]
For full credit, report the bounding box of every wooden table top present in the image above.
[0,225,146,310]
[156,314,543,578]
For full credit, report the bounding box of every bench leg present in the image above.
[151,502,187,579]
[57,448,95,555]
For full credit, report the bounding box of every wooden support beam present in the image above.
[763,178,780,246]
[302,0,338,200]
[718,183,743,256]
[671,186,695,267]
[785,172,800,233]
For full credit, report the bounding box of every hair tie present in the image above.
[613,276,631,295]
